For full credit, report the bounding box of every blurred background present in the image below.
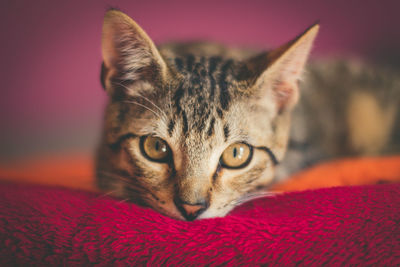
[1,0,399,163]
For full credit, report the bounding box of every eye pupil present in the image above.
[141,136,171,162]
[220,143,253,169]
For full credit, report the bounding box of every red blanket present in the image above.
[0,182,399,265]
[0,155,400,265]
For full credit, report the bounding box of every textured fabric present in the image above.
[0,182,399,266]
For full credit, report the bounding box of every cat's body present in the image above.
[96,10,400,220]
[279,60,400,178]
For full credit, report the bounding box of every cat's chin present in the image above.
[155,205,233,221]
[167,212,229,221]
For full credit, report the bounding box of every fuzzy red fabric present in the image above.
[0,182,399,266]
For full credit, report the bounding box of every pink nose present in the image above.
[182,203,204,216]
[174,199,208,221]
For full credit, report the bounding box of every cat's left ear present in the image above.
[101,9,168,95]
[244,23,319,113]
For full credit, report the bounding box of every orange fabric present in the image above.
[0,154,96,192]
[272,156,400,192]
[0,154,399,192]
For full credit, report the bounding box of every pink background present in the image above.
[1,0,399,161]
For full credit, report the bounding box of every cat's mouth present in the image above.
[173,196,209,221]
[144,190,278,221]
[135,193,208,221]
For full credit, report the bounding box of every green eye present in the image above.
[220,143,253,169]
[140,136,171,163]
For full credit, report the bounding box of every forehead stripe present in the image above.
[218,59,233,110]
[182,110,189,134]
[173,84,185,114]
[208,56,222,101]
[223,124,230,141]
[167,119,175,137]
[174,57,184,71]
[185,54,195,72]
[207,117,216,137]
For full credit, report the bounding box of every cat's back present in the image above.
[302,59,400,155]
[278,59,400,178]
[159,41,257,61]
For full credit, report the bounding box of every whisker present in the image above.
[137,94,167,118]
[234,191,280,205]
[118,198,129,204]
[97,170,154,198]
[167,86,174,117]
[124,100,162,120]
[113,81,167,118]
[94,189,119,199]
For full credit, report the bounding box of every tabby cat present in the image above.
[96,9,400,221]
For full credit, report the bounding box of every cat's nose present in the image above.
[174,198,208,221]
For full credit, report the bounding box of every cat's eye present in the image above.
[140,136,171,163]
[220,143,253,169]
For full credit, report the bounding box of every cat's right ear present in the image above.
[242,23,319,114]
[101,9,168,95]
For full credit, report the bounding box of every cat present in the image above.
[96,9,400,221]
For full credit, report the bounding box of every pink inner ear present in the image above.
[282,59,304,79]
[274,82,296,113]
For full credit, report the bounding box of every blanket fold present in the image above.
[0,182,399,266]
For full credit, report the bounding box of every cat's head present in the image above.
[96,9,318,220]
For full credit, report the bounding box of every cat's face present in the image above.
[96,9,318,220]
